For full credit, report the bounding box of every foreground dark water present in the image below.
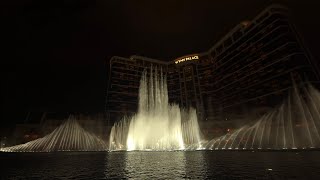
[1,151,320,179]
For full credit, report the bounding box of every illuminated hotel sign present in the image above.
[174,55,199,64]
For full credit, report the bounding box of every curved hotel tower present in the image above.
[105,5,320,134]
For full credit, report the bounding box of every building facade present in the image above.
[106,5,320,126]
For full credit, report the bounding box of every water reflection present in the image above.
[124,152,187,179]
[105,152,127,178]
[104,151,320,179]
[105,151,207,179]
[184,151,207,179]
[2,151,320,179]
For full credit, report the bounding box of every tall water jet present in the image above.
[109,66,202,151]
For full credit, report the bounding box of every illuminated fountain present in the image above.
[0,116,108,152]
[109,67,202,151]
[109,65,320,151]
[203,82,320,150]
[2,66,320,152]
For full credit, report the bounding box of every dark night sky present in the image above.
[1,0,320,126]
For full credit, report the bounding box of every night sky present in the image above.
[1,0,320,126]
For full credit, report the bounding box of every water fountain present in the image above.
[0,116,108,152]
[109,66,202,151]
[203,82,320,150]
[2,66,320,152]
[109,65,320,151]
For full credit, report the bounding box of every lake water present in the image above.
[1,151,320,179]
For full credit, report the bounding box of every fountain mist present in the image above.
[109,67,202,151]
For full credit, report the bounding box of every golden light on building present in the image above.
[174,55,199,64]
[240,20,251,28]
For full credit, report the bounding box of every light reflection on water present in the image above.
[120,151,206,179]
[1,151,320,179]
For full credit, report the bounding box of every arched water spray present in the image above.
[0,116,108,152]
[203,83,320,150]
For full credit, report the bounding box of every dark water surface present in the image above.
[1,151,320,179]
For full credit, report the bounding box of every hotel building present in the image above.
[105,5,320,126]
